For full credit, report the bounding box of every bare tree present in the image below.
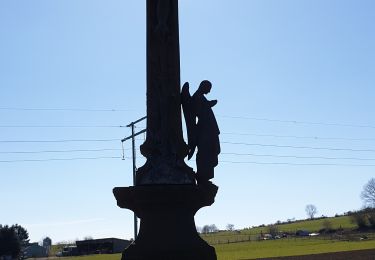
[361,178,375,208]
[305,204,317,219]
[209,224,218,233]
[201,225,211,234]
[201,224,218,234]
[226,224,235,231]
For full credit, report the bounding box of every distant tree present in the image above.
[12,224,29,247]
[209,224,218,233]
[226,224,235,231]
[367,211,375,228]
[267,225,279,237]
[351,211,368,229]
[0,225,21,259]
[305,204,318,219]
[12,224,29,259]
[202,224,218,234]
[361,178,375,208]
[202,225,211,234]
[83,236,93,240]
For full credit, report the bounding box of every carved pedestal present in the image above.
[113,184,218,260]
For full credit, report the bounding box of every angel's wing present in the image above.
[181,82,197,160]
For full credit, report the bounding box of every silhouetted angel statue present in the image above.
[181,80,220,184]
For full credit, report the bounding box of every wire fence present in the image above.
[200,230,375,245]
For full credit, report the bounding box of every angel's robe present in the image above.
[192,91,221,181]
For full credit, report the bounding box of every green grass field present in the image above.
[201,215,355,244]
[59,215,375,260]
[61,238,375,260]
[215,238,375,260]
[63,255,120,260]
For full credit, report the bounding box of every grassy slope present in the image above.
[61,216,371,260]
[202,215,355,244]
[62,239,375,260]
[267,216,355,232]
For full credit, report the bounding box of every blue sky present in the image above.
[1,0,375,243]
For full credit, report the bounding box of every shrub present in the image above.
[367,212,375,228]
[351,212,368,229]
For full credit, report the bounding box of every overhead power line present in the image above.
[0,156,126,163]
[0,107,133,112]
[222,152,375,161]
[3,141,372,156]
[1,124,131,128]
[221,132,375,142]
[0,148,126,154]
[0,108,372,130]
[3,156,374,167]
[222,141,375,153]
[129,150,375,162]
[1,113,374,130]
[220,160,375,167]
[0,138,120,143]
[219,115,375,129]
[0,133,373,144]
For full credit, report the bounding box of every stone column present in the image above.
[138,0,195,185]
[113,1,218,259]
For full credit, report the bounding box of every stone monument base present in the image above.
[113,183,218,260]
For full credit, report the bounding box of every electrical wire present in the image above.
[1,112,374,130]
[0,125,128,128]
[1,133,374,143]
[218,115,375,129]
[2,152,375,166]
[221,132,375,142]
[219,160,375,167]
[222,141,375,153]
[222,152,375,161]
[0,148,127,154]
[2,156,374,166]
[0,139,120,143]
[0,107,133,112]
[0,156,127,163]
[4,143,372,155]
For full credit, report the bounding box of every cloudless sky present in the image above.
[1,0,375,243]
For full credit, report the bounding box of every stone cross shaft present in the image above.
[113,2,218,258]
[137,0,195,185]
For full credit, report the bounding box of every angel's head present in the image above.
[199,80,212,94]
